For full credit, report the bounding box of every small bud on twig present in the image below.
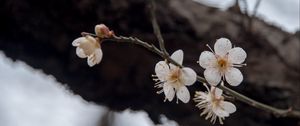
[95,24,114,38]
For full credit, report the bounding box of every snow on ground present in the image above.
[0,52,105,126]
[112,110,155,126]
[0,52,177,126]
[112,110,178,126]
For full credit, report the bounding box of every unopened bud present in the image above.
[95,24,111,38]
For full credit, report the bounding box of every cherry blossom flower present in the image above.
[153,50,197,103]
[199,38,247,86]
[72,35,102,67]
[194,83,236,124]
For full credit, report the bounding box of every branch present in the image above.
[102,35,300,119]
[218,85,300,118]
[252,0,262,17]
[248,0,262,30]
[149,0,169,57]
[239,0,249,16]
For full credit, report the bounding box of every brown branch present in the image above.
[252,0,262,17]
[218,85,300,118]
[248,0,262,30]
[149,0,169,57]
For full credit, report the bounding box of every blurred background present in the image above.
[0,0,299,126]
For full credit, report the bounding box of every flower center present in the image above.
[211,95,224,110]
[217,56,230,73]
[167,67,183,89]
[218,59,227,68]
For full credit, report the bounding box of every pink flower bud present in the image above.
[95,24,111,38]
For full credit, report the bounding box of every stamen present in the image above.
[154,80,166,85]
[156,90,163,94]
[202,83,210,91]
[232,63,247,67]
[154,84,163,88]
[155,81,162,84]
[206,44,215,53]
[151,74,157,77]
[219,117,224,125]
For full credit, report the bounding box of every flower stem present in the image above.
[218,85,300,118]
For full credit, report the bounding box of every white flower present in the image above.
[199,38,247,86]
[72,35,103,67]
[193,83,236,124]
[153,50,197,103]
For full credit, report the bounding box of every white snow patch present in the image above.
[194,0,300,33]
[0,52,178,126]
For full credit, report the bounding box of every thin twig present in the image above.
[252,0,262,17]
[248,0,262,30]
[149,0,169,57]
[239,0,249,16]
[102,35,300,119]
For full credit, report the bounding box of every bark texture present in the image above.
[0,0,299,125]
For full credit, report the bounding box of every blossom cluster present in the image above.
[153,38,246,124]
[71,24,247,124]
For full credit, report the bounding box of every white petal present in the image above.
[163,83,175,101]
[171,50,184,65]
[212,105,230,117]
[176,86,190,103]
[211,87,223,99]
[72,37,85,46]
[155,61,170,81]
[199,51,217,69]
[214,38,232,57]
[169,64,177,70]
[204,68,222,86]
[181,67,197,86]
[76,47,87,58]
[225,67,243,86]
[221,101,236,114]
[228,47,247,64]
[87,54,97,67]
[94,48,103,64]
